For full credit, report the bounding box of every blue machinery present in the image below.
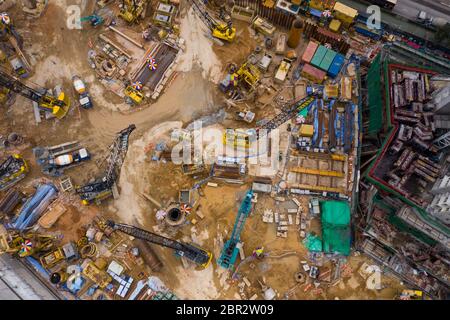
[217,190,254,269]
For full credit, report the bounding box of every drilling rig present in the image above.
[76,124,136,205]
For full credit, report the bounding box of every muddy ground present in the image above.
[0,1,405,299]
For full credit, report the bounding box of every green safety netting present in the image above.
[321,200,351,256]
[366,53,383,136]
[303,233,323,252]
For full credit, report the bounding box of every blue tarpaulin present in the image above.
[11,183,58,231]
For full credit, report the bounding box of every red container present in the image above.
[302,41,319,64]
[301,63,326,84]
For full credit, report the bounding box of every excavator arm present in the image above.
[189,0,236,42]
[107,220,212,268]
[0,68,70,119]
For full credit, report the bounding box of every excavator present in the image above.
[76,124,136,205]
[119,0,148,24]
[0,68,70,119]
[190,0,236,42]
[0,154,28,191]
[106,220,213,269]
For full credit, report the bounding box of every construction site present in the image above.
[0,0,449,301]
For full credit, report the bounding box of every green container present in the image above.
[319,49,336,72]
[310,45,327,68]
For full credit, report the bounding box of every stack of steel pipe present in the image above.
[0,188,21,217]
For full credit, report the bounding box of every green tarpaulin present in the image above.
[303,233,323,252]
[321,201,351,256]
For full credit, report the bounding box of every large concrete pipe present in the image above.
[287,19,303,49]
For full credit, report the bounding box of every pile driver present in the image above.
[0,68,70,119]
[190,0,236,42]
[76,124,136,205]
[106,220,213,268]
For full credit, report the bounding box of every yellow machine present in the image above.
[399,290,424,300]
[191,0,236,42]
[211,22,236,42]
[234,62,260,91]
[82,261,112,289]
[0,68,70,119]
[9,232,56,258]
[40,247,65,269]
[223,128,257,149]
[119,0,148,24]
[125,85,144,105]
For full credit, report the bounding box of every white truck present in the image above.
[72,76,93,109]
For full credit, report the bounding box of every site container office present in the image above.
[311,45,328,68]
[328,54,345,78]
[320,49,337,72]
[302,63,327,84]
[302,41,319,63]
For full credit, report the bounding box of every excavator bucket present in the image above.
[38,92,70,119]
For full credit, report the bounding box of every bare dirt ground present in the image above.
[0,1,405,300]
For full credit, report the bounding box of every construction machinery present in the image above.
[0,12,22,44]
[0,154,28,191]
[234,62,261,91]
[106,220,213,268]
[217,190,254,269]
[125,85,144,105]
[257,94,316,138]
[76,125,136,205]
[119,0,148,24]
[5,231,59,258]
[73,76,93,109]
[39,247,66,269]
[79,14,104,27]
[33,141,91,177]
[190,0,236,42]
[0,68,70,119]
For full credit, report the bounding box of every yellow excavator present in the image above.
[0,68,70,119]
[119,0,148,24]
[190,0,236,42]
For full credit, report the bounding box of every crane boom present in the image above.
[257,95,316,138]
[106,220,212,268]
[0,68,70,119]
[217,190,253,269]
[189,0,236,42]
[76,124,136,204]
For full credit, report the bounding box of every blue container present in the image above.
[327,54,345,78]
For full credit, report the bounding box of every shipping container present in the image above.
[301,63,326,84]
[311,45,327,68]
[302,41,319,63]
[327,53,345,78]
[333,2,358,27]
[319,49,336,71]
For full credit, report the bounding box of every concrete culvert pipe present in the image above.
[165,205,186,226]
